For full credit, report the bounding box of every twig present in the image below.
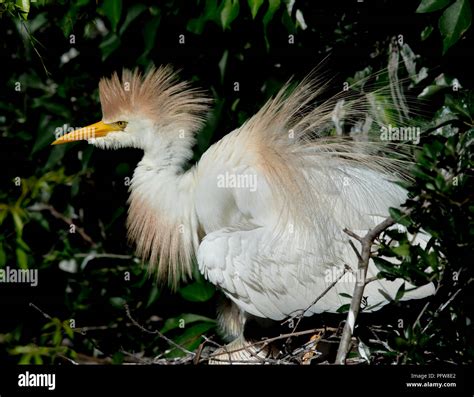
[365,276,378,285]
[348,240,363,261]
[283,265,351,335]
[118,350,150,364]
[28,203,96,247]
[29,302,53,320]
[201,335,223,349]
[124,304,196,357]
[153,355,195,365]
[74,353,113,365]
[335,217,395,364]
[75,253,134,260]
[205,327,331,362]
[193,341,206,365]
[413,268,444,329]
[16,16,50,77]
[438,288,462,313]
[421,285,467,334]
[57,354,79,365]
[30,303,120,364]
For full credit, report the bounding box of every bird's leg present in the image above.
[210,298,279,364]
[216,296,246,342]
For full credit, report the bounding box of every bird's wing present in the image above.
[199,232,434,321]
[195,72,434,320]
[196,163,434,321]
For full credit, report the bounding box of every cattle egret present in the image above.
[52,66,434,362]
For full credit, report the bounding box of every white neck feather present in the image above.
[127,126,200,286]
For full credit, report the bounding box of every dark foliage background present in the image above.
[0,0,472,364]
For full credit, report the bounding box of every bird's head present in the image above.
[52,66,209,150]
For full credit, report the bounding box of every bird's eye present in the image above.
[116,121,128,129]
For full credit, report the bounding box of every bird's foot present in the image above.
[209,335,279,365]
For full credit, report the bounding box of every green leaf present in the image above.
[160,313,216,334]
[434,173,447,190]
[364,302,384,312]
[52,328,61,346]
[112,352,124,364]
[31,115,55,154]
[263,0,281,48]
[42,321,57,332]
[389,208,412,227]
[218,50,228,84]
[336,304,350,313]
[16,248,28,269]
[145,284,160,308]
[62,321,74,339]
[421,25,434,40]
[231,98,240,112]
[109,296,126,308]
[248,0,264,19]
[416,0,451,13]
[18,354,32,364]
[101,0,123,31]
[138,15,161,63]
[15,0,30,20]
[439,0,472,54]
[29,212,50,231]
[377,289,394,302]
[119,3,146,36]
[395,336,409,348]
[424,139,445,159]
[16,237,30,252]
[11,210,23,234]
[187,0,219,35]
[445,93,473,120]
[0,243,6,267]
[263,0,281,24]
[33,354,43,365]
[395,283,406,302]
[418,85,444,99]
[168,322,216,357]
[392,242,410,258]
[281,5,296,33]
[179,281,215,302]
[339,292,352,299]
[373,257,397,275]
[99,33,121,61]
[44,145,67,171]
[221,0,240,30]
[29,12,48,33]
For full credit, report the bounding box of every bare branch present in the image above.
[283,265,351,335]
[28,203,96,247]
[124,303,196,357]
[343,228,363,242]
[29,302,53,320]
[335,217,395,364]
[348,239,363,261]
[205,327,335,364]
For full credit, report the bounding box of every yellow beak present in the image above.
[51,121,120,145]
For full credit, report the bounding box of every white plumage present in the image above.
[195,118,433,322]
[53,66,434,356]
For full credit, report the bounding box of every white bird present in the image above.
[53,66,434,362]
